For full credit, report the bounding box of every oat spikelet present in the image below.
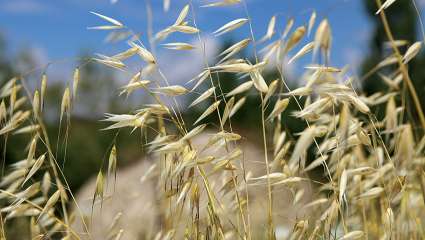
[250,70,268,93]
[214,18,248,36]
[23,154,46,184]
[267,98,289,121]
[308,11,316,36]
[38,190,60,221]
[174,5,189,26]
[153,85,188,96]
[181,124,207,141]
[60,87,71,121]
[339,231,364,240]
[314,19,332,58]
[72,68,80,99]
[93,171,105,207]
[260,16,276,42]
[32,90,40,119]
[222,97,235,126]
[162,42,195,50]
[194,101,221,125]
[402,41,422,64]
[284,26,306,53]
[189,87,215,108]
[40,74,47,112]
[376,0,397,14]
[226,81,253,97]
[339,169,347,203]
[230,97,246,117]
[89,11,124,30]
[288,42,314,64]
[202,0,241,7]
[108,145,117,184]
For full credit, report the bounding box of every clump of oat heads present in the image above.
[1,0,425,239]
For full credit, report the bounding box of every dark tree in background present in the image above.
[361,0,425,121]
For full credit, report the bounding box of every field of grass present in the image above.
[1,0,425,239]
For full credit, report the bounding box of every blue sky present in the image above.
[0,0,421,82]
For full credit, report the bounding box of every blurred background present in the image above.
[1,0,425,207]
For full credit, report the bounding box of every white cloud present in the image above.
[0,0,48,14]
